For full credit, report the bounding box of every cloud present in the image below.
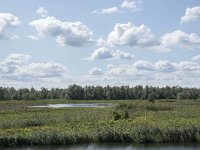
[27,35,39,40]
[181,6,200,23]
[0,53,30,74]
[91,59,200,87]
[160,30,200,50]
[121,0,142,11]
[155,60,176,72]
[134,60,154,70]
[106,64,133,76]
[10,34,19,40]
[112,49,134,59]
[96,37,107,47]
[93,0,142,15]
[0,53,68,82]
[179,61,200,71]
[104,60,200,78]
[36,7,48,18]
[83,47,134,60]
[4,53,30,65]
[15,61,67,79]
[3,54,200,87]
[192,55,200,61]
[29,16,93,47]
[0,13,21,40]
[93,7,121,14]
[107,22,158,48]
[106,64,114,69]
[84,47,112,60]
[89,67,103,75]
[107,22,200,52]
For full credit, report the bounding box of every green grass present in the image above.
[0,99,200,146]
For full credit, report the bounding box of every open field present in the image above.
[0,99,200,146]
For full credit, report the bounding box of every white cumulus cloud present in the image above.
[192,55,200,61]
[29,16,93,47]
[36,7,48,18]
[16,61,67,79]
[0,53,30,74]
[181,6,200,23]
[96,37,107,47]
[107,22,158,48]
[106,22,200,52]
[84,47,112,60]
[0,13,21,40]
[84,47,134,60]
[134,60,154,71]
[105,60,200,78]
[0,53,68,83]
[112,49,134,59]
[93,7,121,14]
[121,0,142,11]
[160,30,200,50]
[89,67,103,75]
[27,35,39,40]
[179,61,200,71]
[155,60,176,72]
[97,59,200,87]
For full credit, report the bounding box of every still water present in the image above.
[29,103,112,108]
[4,144,200,150]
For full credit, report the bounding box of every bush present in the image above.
[115,102,173,112]
[112,110,129,121]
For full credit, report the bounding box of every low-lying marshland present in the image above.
[0,99,200,146]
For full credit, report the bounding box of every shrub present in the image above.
[112,110,129,121]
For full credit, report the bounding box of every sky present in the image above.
[0,0,200,88]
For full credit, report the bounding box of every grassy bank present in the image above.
[0,99,200,146]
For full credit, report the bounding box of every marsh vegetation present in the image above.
[0,99,200,146]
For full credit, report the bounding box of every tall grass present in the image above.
[0,99,200,146]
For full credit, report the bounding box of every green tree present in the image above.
[0,87,5,100]
[67,84,84,100]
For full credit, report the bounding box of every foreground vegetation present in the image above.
[0,99,200,146]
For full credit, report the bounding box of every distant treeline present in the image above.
[0,84,200,100]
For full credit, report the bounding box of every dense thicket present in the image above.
[0,84,200,100]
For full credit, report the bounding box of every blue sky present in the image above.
[0,0,200,88]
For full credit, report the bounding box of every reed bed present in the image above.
[0,99,200,146]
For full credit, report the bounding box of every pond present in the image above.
[29,103,112,108]
[4,144,200,150]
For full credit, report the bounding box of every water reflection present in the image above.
[4,144,200,150]
[29,103,112,108]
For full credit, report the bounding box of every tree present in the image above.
[39,87,48,99]
[148,93,155,104]
[0,87,4,100]
[67,84,84,100]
